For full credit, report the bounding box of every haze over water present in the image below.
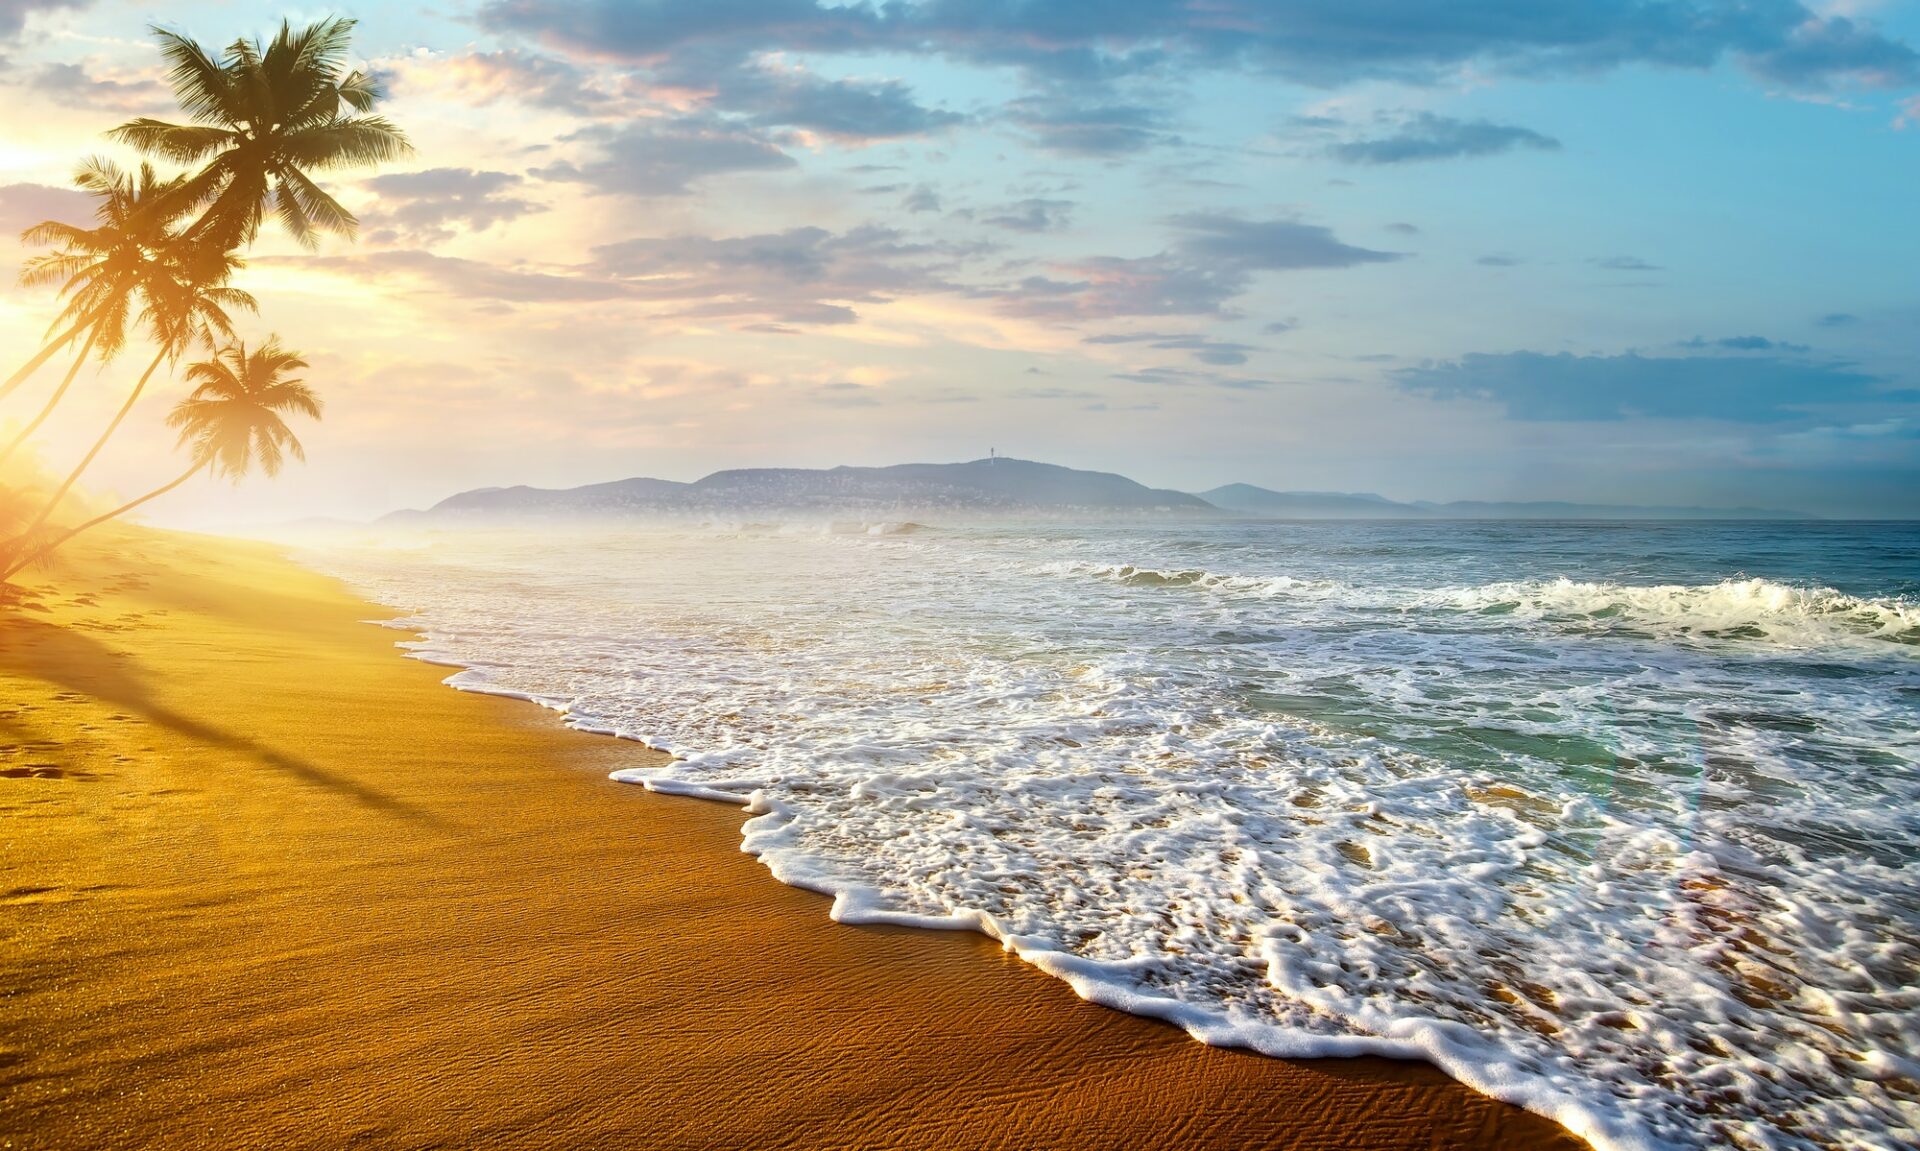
[320,520,1920,1151]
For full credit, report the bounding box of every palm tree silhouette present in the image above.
[2,159,188,414]
[2,159,252,468]
[109,17,410,250]
[3,337,319,577]
[11,236,253,544]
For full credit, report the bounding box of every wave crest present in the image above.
[1430,577,1920,646]
[1046,562,1919,648]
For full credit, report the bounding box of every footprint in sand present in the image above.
[0,766,99,781]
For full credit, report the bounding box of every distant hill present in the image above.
[1199,484,1414,519]
[1203,483,1805,520]
[392,458,1213,521]
[425,476,694,516]
[386,461,1810,524]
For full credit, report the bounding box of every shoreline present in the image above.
[0,525,1585,1150]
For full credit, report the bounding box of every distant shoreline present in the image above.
[369,457,1817,524]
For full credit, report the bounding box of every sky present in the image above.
[0,0,1917,523]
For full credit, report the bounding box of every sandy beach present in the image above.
[0,525,1584,1151]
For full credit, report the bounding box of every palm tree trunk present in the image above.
[1,461,202,580]
[0,326,104,469]
[18,345,168,542]
[0,322,86,407]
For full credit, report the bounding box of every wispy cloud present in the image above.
[1318,112,1561,164]
[982,198,1076,233]
[478,0,1920,93]
[533,120,796,196]
[362,168,547,246]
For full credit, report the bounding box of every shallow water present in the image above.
[312,519,1920,1151]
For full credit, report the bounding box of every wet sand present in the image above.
[0,525,1586,1150]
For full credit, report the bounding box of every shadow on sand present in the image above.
[0,613,445,827]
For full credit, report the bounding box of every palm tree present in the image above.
[1,159,232,468]
[108,17,410,251]
[1,337,319,578]
[3,159,187,417]
[10,241,253,544]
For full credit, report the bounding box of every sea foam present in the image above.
[318,521,1920,1151]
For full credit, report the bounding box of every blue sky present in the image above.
[0,0,1916,520]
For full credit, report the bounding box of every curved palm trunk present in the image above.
[0,327,104,468]
[1,461,202,580]
[0,322,87,406]
[19,346,169,541]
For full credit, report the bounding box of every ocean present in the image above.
[313,519,1919,1151]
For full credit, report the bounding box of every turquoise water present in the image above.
[322,518,1919,1151]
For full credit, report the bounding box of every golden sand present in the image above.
[0,526,1585,1150]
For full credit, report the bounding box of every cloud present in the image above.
[1395,349,1896,422]
[1111,366,1274,390]
[812,380,884,407]
[362,168,546,245]
[0,181,90,236]
[1003,256,1244,318]
[1680,334,1809,352]
[902,185,942,213]
[589,223,967,325]
[992,214,1399,319]
[1083,331,1257,365]
[533,120,795,195]
[1743,13,1920,89]
[1476,254,1522,267]
[1004,96,1178,154]
[0,0,84,38]
[1385,222,1420,235]
[1592,255,1663,271]
[409,28,959,146]
[18,60,165,111]
[477,0,1920,94]
[1168,214,1403,270]
[726,63,965,140]
[1817,312,1859,327]
[1323,112,1561,164]
[380,48,637,115]
[983,198,1075,233]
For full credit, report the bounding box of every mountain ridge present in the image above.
[387,459,1812,522]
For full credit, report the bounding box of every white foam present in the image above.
[309,524,1920,1151]
[1046,562,1920,650]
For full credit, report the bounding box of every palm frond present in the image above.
[107,119,233,163]
[336,69,382,113]
[226,34,262,76]
[276,166,357,238]
[70,156,125,198]
[280,115,412,169]
[204,285,260,314]
[181,351,240,395]
[151,28,239,125]
[274,17,356,89]
[270,182,318,249]
[261,380,322,421]
[18,222,97,253]
[192,167,270,248]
